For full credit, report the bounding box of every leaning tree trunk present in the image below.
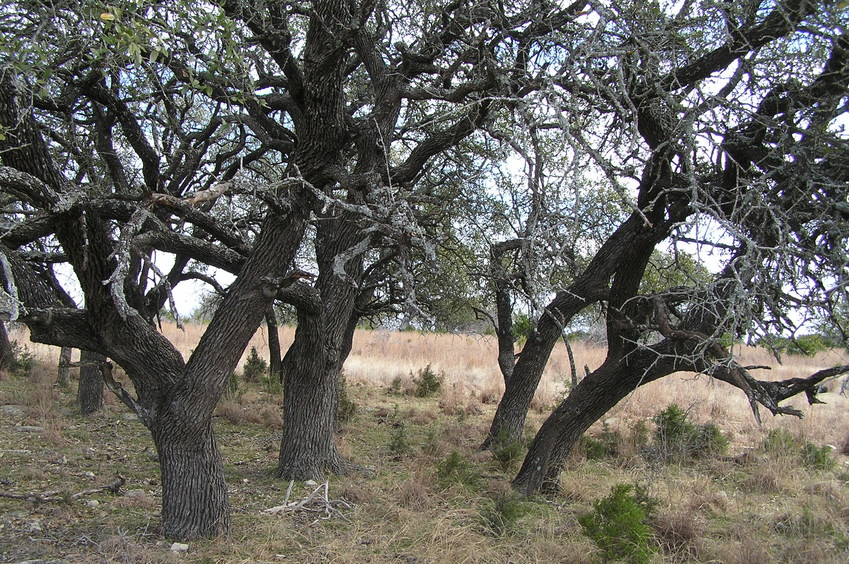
[151,413,230,539]
[77,349,105,415]
[512,355,668,495]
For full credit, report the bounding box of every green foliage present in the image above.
[491,429,525,472]
[512,313,535,346]
[801,443,837,471]
[7,341,35,376]
[480,493,530,536]
[242,347,268,383]
[758,334,834,356]
[762,428,803,455]
[580,435,614,460]
[388,423,412,459]
[651,404,728,461]
[388,405,411,459]
[578,484,658,564]
[412,364,443,397]
[225,371,241,400]
[261,371,281,395]
[436,450,477,487]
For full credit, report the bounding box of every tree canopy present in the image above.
[1,0,848,539]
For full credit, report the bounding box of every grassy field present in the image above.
[1,323,849,563]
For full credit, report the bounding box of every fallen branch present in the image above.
[0,475,125,503]
[263,481,354,524]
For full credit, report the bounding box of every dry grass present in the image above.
[3,323,849,562]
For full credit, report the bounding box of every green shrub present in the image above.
[412,364,443,397]
[261,371,281,394]
[762,428,803,455]
[225,371,240,399]
[436,450,477,487]
[651,404,728,461]
[801,443,837,471]
[388,423,412,458]
[693,423,730,458]
[578,483,657,564]
[8,341,35,376]
[580,435,613,460]
[242,346,268,382]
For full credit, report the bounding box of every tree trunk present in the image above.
[0,322,13,371]
[152,415,230,539]
[77,349,105,415]
[511,357,660,495]
[56,346,72,387]
[266,307,283,384]
[484,214,672,447]
[275,283,348,480]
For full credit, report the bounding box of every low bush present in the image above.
[578,483,657,564]
[412,364,444,397]
[651,404,728,461]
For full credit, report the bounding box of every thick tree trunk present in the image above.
[152,416,230,539]
[512,357,663,495]
[275,283,348,479]
[56,346,72,387]
[77,349,105,415]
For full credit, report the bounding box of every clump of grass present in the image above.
[387,405,412,459]
[387,375,404,395]
[436,450,477,487]
[762,428,802,455]
[578,483,658,564]
[480,493,529,536]
[412,364,443,397]
[761,429,836,471]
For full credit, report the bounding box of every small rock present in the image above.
[125,489,147,498]
[84,471,95,478]
[0,405,26,417]
[170,542,189,552]
[304,480,318,487]
[28,520,43,533]
[85,500,100,508]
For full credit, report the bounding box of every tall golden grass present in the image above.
[9,321,849,448]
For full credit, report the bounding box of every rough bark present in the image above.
[56,347,72,387]
[77,350,105,415]
[151,415,230,539]
[275,282,348,480]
